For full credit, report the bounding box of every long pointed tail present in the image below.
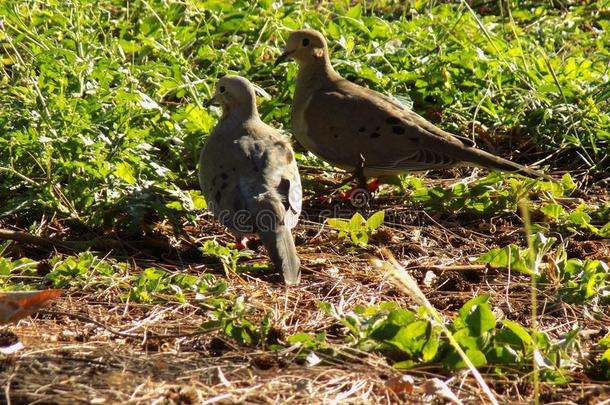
[259,226,301,286]
[457,146,555,182]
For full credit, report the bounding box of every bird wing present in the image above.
[303,82,466,174]
[303,79,548,178]
[245,128,302,230]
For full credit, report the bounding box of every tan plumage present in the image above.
[276,29,553,181]
[199,76,302,285]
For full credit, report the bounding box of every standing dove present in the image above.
[275,29,553,185]
[199,75,302,286]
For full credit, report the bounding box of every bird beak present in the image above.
[204,96,218,107]
[274,50,293,66]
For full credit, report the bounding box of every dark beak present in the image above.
[274,50,293,66]
[204,96,218,107]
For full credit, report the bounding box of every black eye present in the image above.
[219,86,225,93]
[302,38,310,47]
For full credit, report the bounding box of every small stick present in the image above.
[410,264,487,272]
[0,228,69,250]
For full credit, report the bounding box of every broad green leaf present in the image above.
[455,295,490,330]
[453,329,481,350]
[442,348,487,368]
[501,320,534,348]
[465,303,496,336]
[602,348,610,363]
[540,369,572,384]
[477,245,533,275]
[113,162,136,184]
[347,212,366,232]
[366,210,385,230]
[567,211,592,226]
[393,360,417,369]
[386,309,416,326]
[327,218,349,232]
[387,321,429,354]
[287,332,315,344]
[422,326,440,361]
[345,4,362,19]
[486,346,519,363]
[189,191,207,210]
[561,173,577,191]
[540,203,564,220]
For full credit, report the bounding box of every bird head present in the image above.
[204,75,258,116]
[275,29,328,67]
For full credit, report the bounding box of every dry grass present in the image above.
[1,182,609,405]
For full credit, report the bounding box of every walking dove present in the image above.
[199,75,302,285]
[275,29,553,184]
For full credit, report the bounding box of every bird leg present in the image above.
[355,153,368,190]
[234,236,251,251]
[340,154,372,207]
[315,155,381,203]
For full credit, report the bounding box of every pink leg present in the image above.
[337,178,381,200]
[234,236,250,250]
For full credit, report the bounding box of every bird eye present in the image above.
[219,86,226,93]
[302,38,310,47]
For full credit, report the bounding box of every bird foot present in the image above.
[337,178,380,200]
[234,236,251,251]
[316,178,380,204]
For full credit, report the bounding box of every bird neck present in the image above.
[222,101,259,122]
[296,54,339,89]
[294,56,339,116]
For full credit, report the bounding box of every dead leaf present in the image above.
[386,375,414,394]
[0,290,62,325]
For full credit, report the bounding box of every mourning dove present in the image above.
[275,29,553,184]
[199,75,302,285]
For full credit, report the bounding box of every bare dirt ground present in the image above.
[1,180,609,405]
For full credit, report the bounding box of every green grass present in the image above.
[1,1,609,403]
[1,0,608,230]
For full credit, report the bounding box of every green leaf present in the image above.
[599,222,610,238]
[540,369,572,384]
[477,245,533,275]
[393,360,417,369]
[442,348,487,368]
[463,349,488,367]
[345,4,362,19]
[113,162,136,184]
[465,303,496,336]
[602,348,610,363]
[366,210,385,230]
[540,203,564,220]
[386,309,416,326]
[422,326,441,361]
[561,173,577,191]
[287,332,315,344]
[455,295,490,330]
[599,334,610,349]
[189,190,207,209]
[501,320,534,348]
[327,218,349,232]
[486,346,519,363]
[567,211,591,226]
[387,321,429,354]
[453,329,481,350]
[348,212,366,232]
